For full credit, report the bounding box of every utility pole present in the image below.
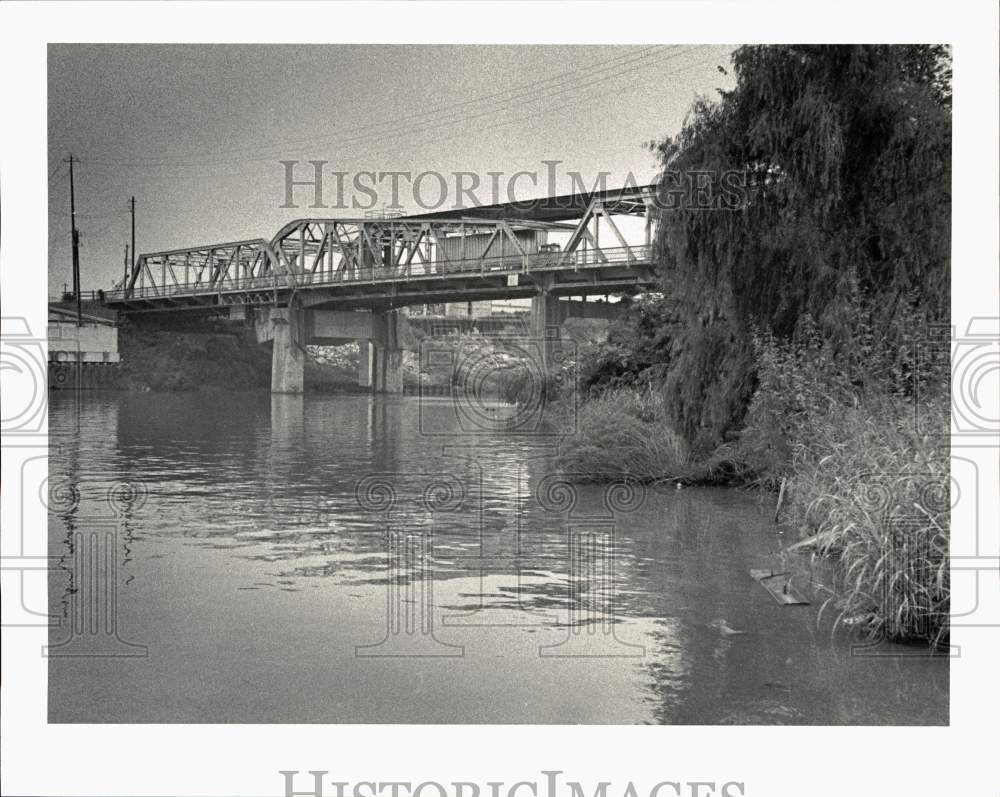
[129,195,136,276]
[123,244,130,282]
[66,154,82,326]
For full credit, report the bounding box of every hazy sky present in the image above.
[48,44,735,293]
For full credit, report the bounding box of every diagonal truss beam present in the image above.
[114,192,656,303]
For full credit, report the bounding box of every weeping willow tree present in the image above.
[652,45,951,454]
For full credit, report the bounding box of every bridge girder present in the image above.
[121,238,278,299]
[108,187,659,309]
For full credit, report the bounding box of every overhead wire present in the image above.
[84,45,714,170]
[74,46,730,189]
[98,44,675,166]
[48,45,735,267]
[83,45,674,167]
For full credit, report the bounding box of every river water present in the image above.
[47,390,947,724]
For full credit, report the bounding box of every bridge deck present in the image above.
[105,244,656,311]
[105,186,660,312]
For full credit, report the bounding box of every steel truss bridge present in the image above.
[104,185,659,313]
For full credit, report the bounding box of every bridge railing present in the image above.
[105,244,651,302]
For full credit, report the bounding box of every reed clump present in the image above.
[782,400,949,646]
[556,386,690,481]
[740,318,950,646]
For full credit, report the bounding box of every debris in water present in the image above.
[773,477,787,523]
[710,619,748,636]
[749,569,811,605]
[763,681,792,691]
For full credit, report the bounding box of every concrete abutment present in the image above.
[261,305,406,394]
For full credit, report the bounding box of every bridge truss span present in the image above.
[269,217,544,283]
[120,238,280,307]
[105,185,660,311]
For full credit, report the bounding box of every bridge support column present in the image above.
[530,289,561,370]
[358,341,374,389]
[375,348,404,394]
[271,302,305,394]
[361,310,405,394]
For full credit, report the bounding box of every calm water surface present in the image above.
[48,390,947,724]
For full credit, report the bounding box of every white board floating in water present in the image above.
[749,569,811,606]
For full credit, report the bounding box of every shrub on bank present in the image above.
[117,325,272,390]
[557,387,690,481]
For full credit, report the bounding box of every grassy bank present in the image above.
[555,45,951,647]
[781,399,949,646]
[553,311,950,647]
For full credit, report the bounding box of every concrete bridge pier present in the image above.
[358,340,403,393]
[370,309,405,394]
[372,347,404,393]
[530,288,562,370]
[358,341,374,389]
[270,302,305,394]
[260,304,409,394]
[334,313,404,394]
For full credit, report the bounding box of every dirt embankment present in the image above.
[114,322,360,392]
[115,324,271,391]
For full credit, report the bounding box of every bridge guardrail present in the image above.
[105,245,651,303]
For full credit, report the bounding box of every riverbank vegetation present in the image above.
[558,45,952,646]
[114,324,368,392]
[115,324,272,391]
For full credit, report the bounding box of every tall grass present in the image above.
[557,386,690,481]
[784,400,949,646]
[740,320,951,646]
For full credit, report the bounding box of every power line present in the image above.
[79,47,731,189]
[49,162,132,218]
[80,217,124,239]
[319,46,714,164]
[49,207,128,219]
[387,51,729,175]
[49,215,126,240]
[83,45,672,167]
[80,45,727,183]
[85,45,711,170]
[47,46,734,265]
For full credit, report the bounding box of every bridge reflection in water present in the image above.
[47,390,948,724]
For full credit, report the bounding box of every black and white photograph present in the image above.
[1,2,998,796]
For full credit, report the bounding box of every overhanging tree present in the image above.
[651,44,951,453]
